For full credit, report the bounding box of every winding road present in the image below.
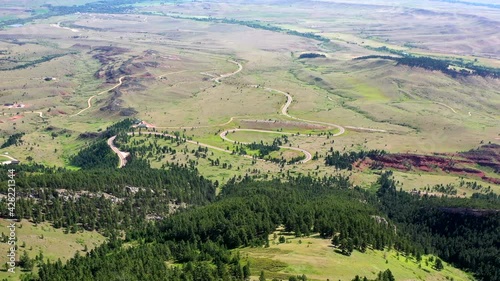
[72,76,126,116]
[107,58,389,168]
[213,60,243,83]
[107,136,130,168]
[107,131,270,168]
[219,128,312,163]
[71,60,241,118]
[254,86,346,136]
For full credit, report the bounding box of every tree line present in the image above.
[325,149,386,170]
[170,16,330,43]
[354,54,500,78]
[1,132,24,148]
[376,171,500,281]
[2,119,498,280]
[20,173,400,281]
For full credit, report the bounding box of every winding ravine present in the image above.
[72,76,127,116]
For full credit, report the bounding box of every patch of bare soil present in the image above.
[100,89,123,112]
[241,119,328,130]
[363,149,500,185]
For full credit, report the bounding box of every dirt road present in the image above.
[254,86,347,136]
[72,76,126,116]
[107,132,267,168]
[107,136,130,168]
[219,128,312,163]
[106,58,390,167]
[213,60,243,83]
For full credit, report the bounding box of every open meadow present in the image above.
[0,219,105,280]
[240,231,473,281]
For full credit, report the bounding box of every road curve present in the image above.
[72,76,126,116]
[107,136,130,168]
[253,86,346,136]
[31,111,44,118]
[219,128,312,163]
[107,131,271,168]
[106,58,387,168]
[213,60,243,83]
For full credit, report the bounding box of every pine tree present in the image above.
[243,263,250,280]
[259,270,266,281]
[435,258,444,271]
[20,250,33,271]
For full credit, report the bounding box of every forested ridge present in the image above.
[354,54,500,78]
[377,171,500,281]
[70,140,118,169]
[15,173,402,281]
[0,156,216,236]
[10,170,499,281]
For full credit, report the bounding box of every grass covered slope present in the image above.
[0,219,105,281]
[242,235,472,281]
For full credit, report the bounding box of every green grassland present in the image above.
[0,219,105,280]
[240,233,473,281]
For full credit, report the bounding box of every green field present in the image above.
[0,219,105,280]
[241,233,473,281]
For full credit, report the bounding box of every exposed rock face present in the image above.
[365,147,500,184]
[100,89,123,112]
[459,144,500,173]
[439,207,500,217]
